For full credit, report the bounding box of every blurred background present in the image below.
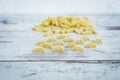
[0,0,120,14]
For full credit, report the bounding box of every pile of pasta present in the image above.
[32,16,103,53]
[32,16,97,36]
[33,35,102,53]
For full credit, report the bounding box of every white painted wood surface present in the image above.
[0,14,120,80]
[0,14,120,60]
[0,62,120,80]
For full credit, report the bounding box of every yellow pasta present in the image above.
[81,35,90,41]
[44,31,53,36]
[35,40,46,45]
[33,47,45,52]
[53,41,64,46]
[32,16,97,35]
[75,39,84,44]
[91,38,102,43]
[52,46,64,52]
[47,37,57,42]
[65,42,76,48]
[41,43,52,48]
[63,37,74,42]
[72,46,84,52]
[85,43,96,48]
[57,34,66,39]
[81,31,92,34]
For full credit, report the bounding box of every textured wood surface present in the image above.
[0,14,120,80]
[0,15,120,61]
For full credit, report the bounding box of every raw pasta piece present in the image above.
[63,37,74,42]
[52,46,64,52]
[85,43,96,48]
[65,42,76,48]
[41,43,52,48]
[53,41,64,46]
[47,37,57,42]
[33,47,45,52]
[81,35,90,41]
[91,38,102,43]
[57,34,66,39]
[72,46,84,52]
[75,39,84,44]
[35,40,46,45]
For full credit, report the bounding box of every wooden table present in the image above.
[0,14,120,80]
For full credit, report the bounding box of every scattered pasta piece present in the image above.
[41,43,52,48]
[35,40,46,45]
[91,38,102,43]
[81,35,90,41]
[52,46,64,53]
[85,43,96,48]
[57,34,66,39]
[47,37,57,42]
[75,39,84,44]
[33,47,45,52]
[72,46,84,52]
[63,37,74,42]
[44,31,53,36]
[65,42,76,48]
[53,41,64,46]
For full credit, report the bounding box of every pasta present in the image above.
[72,46,84,52]
[33,47,45,52]
[75,39,84,44]
[85,43,96,48]
[63,37,74,42]
[57,34,66,39]
[32,16,97,35]
[81,35,90,41]
[35,40,46,45]
[53,41,64,46]
[65,42,76,48]
[91,38,102,43]
[52,46,64,52]
[41,43,52,48]
[47,37,57,42]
